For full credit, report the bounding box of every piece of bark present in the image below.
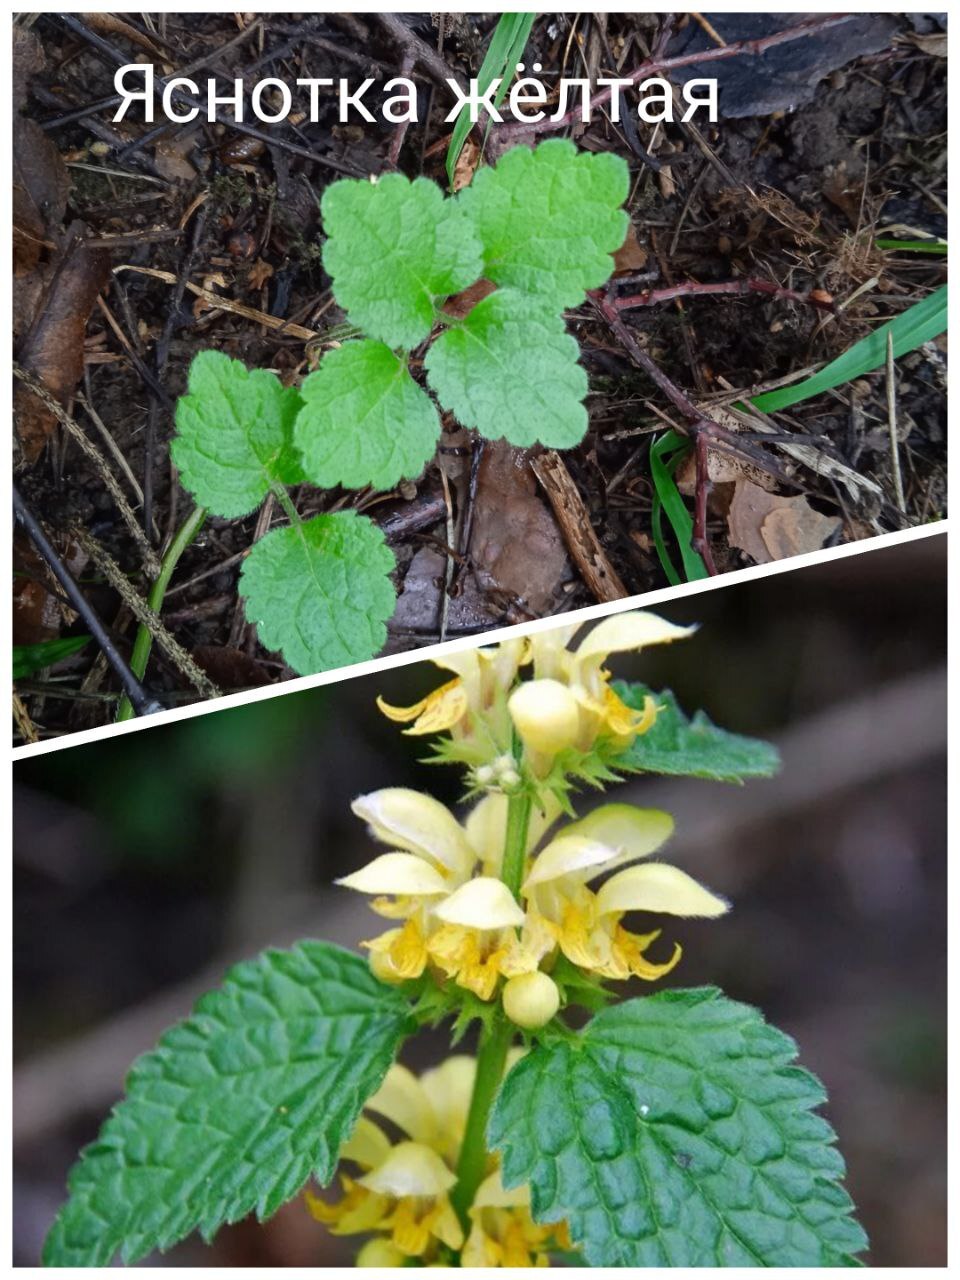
[531,450,628,602]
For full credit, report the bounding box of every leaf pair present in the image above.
[172,352,396,675]
[300,139,630,479]
[43,949,867,1268]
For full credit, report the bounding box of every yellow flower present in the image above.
[309,1056,565,1266]
[462,1170,570,1267]
[376,642,525,742]
[342,790,726,1003]
[339,788,560,998]
[307,1060,470,1260]
[522,803,728,980]
[510,611,696,769]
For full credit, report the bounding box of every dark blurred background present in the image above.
[14,533,946,1266]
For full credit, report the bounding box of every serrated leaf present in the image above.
[239,510,395,675]
[43,942,413,1267]
[295,340,440,490]
[612,682,781,782]
[171,351,304,519]
[426,289,588,447]
[321,172,483,349]
[458,138,629,308]
[490,987,868,1267]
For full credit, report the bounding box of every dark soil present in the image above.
[12,13,947,743]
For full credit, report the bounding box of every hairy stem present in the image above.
[450,788,531,1229]
[500,789,533,900]
[450,1016,512,1229]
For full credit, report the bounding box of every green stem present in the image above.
[500,789,533,900]
[116,506,206,722]
[449,788,532,1230]
[271,482,302,527]
[450,1015,512,1228]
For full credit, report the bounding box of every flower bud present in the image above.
[508,679,580,756]
[502,971,560,1029]
[356,1238,406,1267]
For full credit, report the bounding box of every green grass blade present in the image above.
[751,284,947,413]
[876,238,947,255]
[13,634,91,680]
[446,13,536,187]
[649,431,708,582]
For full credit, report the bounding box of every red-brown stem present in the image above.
[615,278,835,313]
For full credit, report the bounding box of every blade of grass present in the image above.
[13,635,91,680]
[649,431,709,583]
[751,284,947,413]
[116,505,207,722]
[876,238,947,255]
[446,13,535,187]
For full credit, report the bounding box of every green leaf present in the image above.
[43,941,413,1267]
[612,682,780,782]
[458,139,630,308]
[13,634,90,679]
[649,431,709,585]
[750,285,947,413]
[490,987,868,1267]
[171,351,304,519]
[239,511,396,675]
[445,13,535,188]
[295,340,440,490]
[321,172,483,349]
[426,289,588,447]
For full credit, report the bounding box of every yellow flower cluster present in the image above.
[340,789,728,1025]
[378,611,696,781]
[307,1057,569,1265]
[342,611,726,1026]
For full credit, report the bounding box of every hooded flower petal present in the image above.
[523,806,674,889]
[596,862,730,918]
[341,1116,394,1170]
[508,678,581,755]
[358,1141,456,1198]
[433,876,525,929]
[352,789,476,878]
[465,793,562,874]
[337,852,449,897]
[365,1064,436,1147]
[576,610,697,662]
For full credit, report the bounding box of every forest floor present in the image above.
[12,12,947,743]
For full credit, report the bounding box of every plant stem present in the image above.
[450,1015,512,1229]
[271,482,302,527]
[500,789,533,899]
[450,788,532,1229]
[116,506,206,721]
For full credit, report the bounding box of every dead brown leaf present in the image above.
[13,530,88,645]
[153,133,198,183]
[247,258,275,291]
[452,137,481,192]
[469,442,571,613]
[727,479,842,564]
[14,235,112,464]
[613,221,648,274]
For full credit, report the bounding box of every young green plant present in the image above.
[44,612,869,1268]
[170,141,630,677]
